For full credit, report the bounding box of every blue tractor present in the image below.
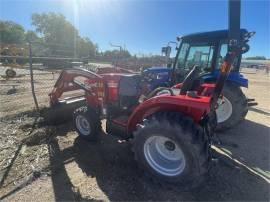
[142,29,256,131]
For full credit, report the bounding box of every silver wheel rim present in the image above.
[143,136,186,176]
[216,96,233,123]
[76,115,91,136]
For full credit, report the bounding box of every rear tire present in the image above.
[73,106,101,141]
[215,82,248,131]
[133,112,209,189]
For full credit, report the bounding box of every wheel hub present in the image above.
[76,115,91,136]
[216,96,233,123]
[164,140,175,151]
[144,136,186,177]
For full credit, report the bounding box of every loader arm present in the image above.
[49,68,103,106]
[211,0,241,109]
[211,0,254,109]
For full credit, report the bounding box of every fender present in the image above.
[127,94,211,134]
[203,70,248,88]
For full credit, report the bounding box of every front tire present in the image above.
[133,113,209,188]
[215,82,248,131]
[73,106,101,141]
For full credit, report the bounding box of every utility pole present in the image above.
[109,42,123,67]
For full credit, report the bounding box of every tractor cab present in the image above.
[143,29,254,130]
[143,29,249,90]
[172,29,248,84]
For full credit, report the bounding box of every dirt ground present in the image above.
[0,68,269,201]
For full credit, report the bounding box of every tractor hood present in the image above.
[203,70,248,88]
[144,66,248,88]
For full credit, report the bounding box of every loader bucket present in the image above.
[41,97,86,125]
[45,68,104,125]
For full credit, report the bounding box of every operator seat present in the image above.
[118,74,141,109]
[180,65,201,95]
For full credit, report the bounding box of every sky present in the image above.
[0,0,269,57]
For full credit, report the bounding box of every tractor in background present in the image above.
[143,29,257,131]
[0,44,28,78]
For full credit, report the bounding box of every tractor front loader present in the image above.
[47,0,254,188]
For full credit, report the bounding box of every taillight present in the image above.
[96,81,105,98]
[97,91,105,98]
[97,82,104,88]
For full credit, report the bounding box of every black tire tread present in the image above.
[133,111,209,189]
[73,106,101,141]
[216,82,248,131]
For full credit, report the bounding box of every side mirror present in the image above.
[241,44,250,54]
[241,31,255,54]
[161,46,171,57]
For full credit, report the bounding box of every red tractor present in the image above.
[48,0,254,188]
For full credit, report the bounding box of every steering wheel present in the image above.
[180,65,201,95]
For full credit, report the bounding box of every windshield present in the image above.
[176,42,214,73]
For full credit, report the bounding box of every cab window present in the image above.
[185,45,214,71]
[176,43,214,72]
[176,43,189,68]
[217,43,238,70]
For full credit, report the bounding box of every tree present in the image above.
[0,20,25,44]
[77,37,97,58]
[25,30,40,42]
[103,49,131,61]
[31,12,96,58]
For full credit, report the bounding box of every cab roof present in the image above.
[178,29,248,42]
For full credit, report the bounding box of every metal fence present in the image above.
[0,42,166,119]
[0,41,80,118]
[0,66,59,118]
[1,42,268,119]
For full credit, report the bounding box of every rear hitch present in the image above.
[247,98,258,107]
[200,112,217,161]
[248,102,258,107]
[247,98,255,102]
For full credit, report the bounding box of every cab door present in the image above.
[216,42,241,71]
[174,42,215,83]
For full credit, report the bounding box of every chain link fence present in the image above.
[0,41,81,118]
[2,41,268,120]
[0,42,168,119]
